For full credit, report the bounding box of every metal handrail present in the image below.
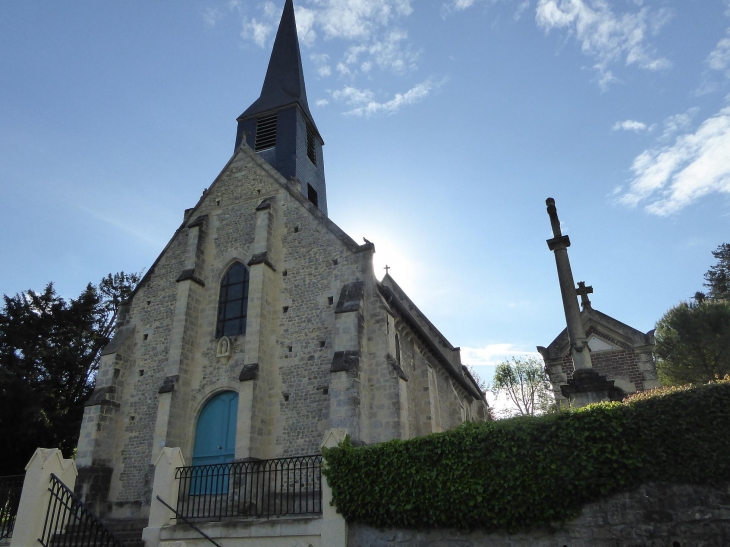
[0,474,24,539]
[155,496,221,547]
[39,473,125,547]
[174,454,322,520]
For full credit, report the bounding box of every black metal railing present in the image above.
[0,474,24,539]
[175,455,322,520]
[39,473,125,547]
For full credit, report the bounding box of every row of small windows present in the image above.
[253,113,317,167]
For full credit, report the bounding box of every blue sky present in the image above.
[1,0,729,389]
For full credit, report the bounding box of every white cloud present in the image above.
[310,53,332,77]
[612,119,647,132]
[295,6,318,46]
[336,62,351,75]
[460,344,541,368]
[535,0,672,89]
[619,106,730,215]
[660,107,698,141]
[514,0,530,21]
[313,0,413,40]
[242,18,273,48]
[240,0,417,76]
[203,7,223,28]
[316,98,330,106]
[450,0,479,10]
[261,1,278,18]
[332,78,441,116]
[707,28,730,77]
[367,28,419,73]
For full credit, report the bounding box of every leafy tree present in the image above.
[702,243,730,301]
[464,363,488,393]
[0,272,140,474]
[490,356,555,417]
[655,300,730,386]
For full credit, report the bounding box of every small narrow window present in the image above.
[306,126,316,164]
[307,184,319,207]
[395,334,401,366]
[216,262,250,338]
[255,114,277,151]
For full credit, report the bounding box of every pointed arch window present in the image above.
[216,262,250,338]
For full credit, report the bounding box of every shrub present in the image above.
[322,379,730,531]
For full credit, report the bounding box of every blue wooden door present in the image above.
[191,391,238,494]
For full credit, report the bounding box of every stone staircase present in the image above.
[54,518,146,547]
[101,518,147,547]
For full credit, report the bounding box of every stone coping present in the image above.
[160,514,322,541]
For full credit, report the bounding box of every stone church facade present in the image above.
[74,0,488,520]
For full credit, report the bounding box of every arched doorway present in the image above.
[192,391,239,467]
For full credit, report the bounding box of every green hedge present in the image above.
[322,379,730,531]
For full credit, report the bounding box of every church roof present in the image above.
[537,306,655,360]
[238,0,320,137]
[379,274,484,401]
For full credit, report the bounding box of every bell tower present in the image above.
[235,0,327,215]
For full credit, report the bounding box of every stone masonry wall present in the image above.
[273,191,365,456]
[348,482,730,547]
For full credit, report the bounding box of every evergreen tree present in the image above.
[0,272,140,474]
[703,243,730,301]
[654,300,730,386]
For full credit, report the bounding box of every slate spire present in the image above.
[235,0,328,215]
[238,0,317,133]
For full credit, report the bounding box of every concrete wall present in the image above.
[348,482,730,547]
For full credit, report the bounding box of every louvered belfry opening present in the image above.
[255,114,278,151]
[306,125,316,165]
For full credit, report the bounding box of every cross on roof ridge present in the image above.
[576,281,593,309]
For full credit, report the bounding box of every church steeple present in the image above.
[236,0,327,215]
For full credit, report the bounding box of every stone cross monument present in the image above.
[576,281,593,309]
[545,198,617,407]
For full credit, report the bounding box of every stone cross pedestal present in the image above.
[545,198,616,407]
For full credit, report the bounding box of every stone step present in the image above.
[58,518,146,547]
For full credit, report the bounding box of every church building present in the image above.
[74,0,488,520]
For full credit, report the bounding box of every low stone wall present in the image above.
[159,515,322,547]
[348,482,730,547]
